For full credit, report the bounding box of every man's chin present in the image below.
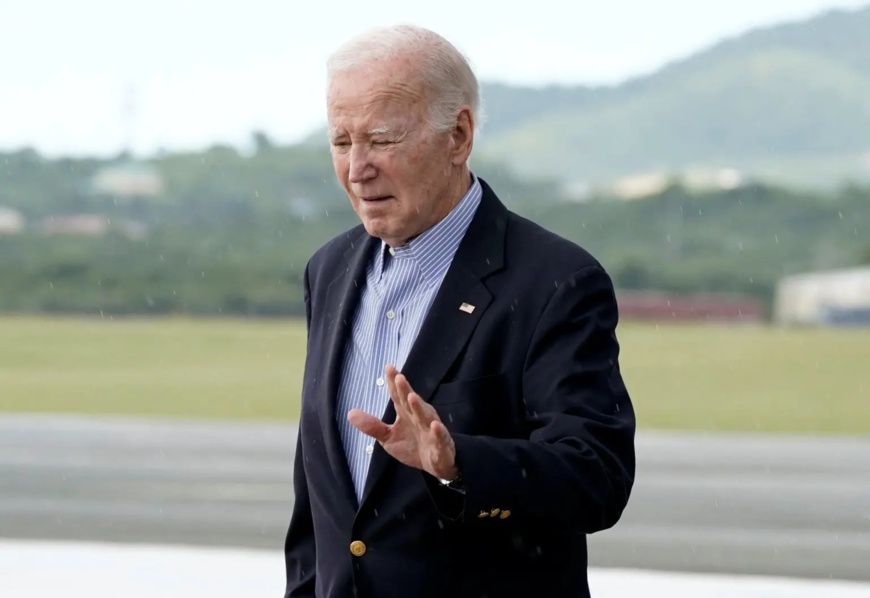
[362,221,393,242]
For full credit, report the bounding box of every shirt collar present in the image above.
[373,173,482,286]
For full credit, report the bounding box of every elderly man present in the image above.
[284,24,635,598]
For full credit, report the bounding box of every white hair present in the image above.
[326,24,486,135]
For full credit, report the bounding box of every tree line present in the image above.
[1,142,868,319]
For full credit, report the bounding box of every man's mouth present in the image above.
[361,195,392,202]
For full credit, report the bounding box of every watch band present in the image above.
[438,471,462,488]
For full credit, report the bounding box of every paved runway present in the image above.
[1,414,869,582]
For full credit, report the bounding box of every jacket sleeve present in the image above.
[448,264,636,533]
[284,264,316,597]
[283,429,317,597]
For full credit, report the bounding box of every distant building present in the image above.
[682,167,745,191]
[610,172,670,200]
[90,160,164,198]
[606,167,746,201]
[41,214,147,239]
[0,207,24,234]
[42,215,109,236]
[773,266,870,327]
[616,290,764,323]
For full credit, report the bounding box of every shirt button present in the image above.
[366,445,374,455]
[388,247,396,256]
[386,310,395,320]
[376,377,385,387]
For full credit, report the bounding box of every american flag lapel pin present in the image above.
[459,302,476,314]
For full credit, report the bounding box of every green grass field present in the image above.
[0,316,867,434]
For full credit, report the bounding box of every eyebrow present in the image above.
[367,127,393,136]
[328,126,396,143]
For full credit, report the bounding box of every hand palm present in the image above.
[347,365,457,481]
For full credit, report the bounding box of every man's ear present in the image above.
[449,107,474,165]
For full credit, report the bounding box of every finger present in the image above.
[347,409,391,442]
[407,392,435,429]
[387,367,412,416]
[430,420,457,478]
[385,365,404,409]
[395,374,418,419]
[431,419,452,446]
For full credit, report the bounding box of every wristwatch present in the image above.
[438,470,463,489]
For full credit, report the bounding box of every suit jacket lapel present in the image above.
[359,180,508,506]
[319,228,379,509]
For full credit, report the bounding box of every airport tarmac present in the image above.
[1,414,868,583]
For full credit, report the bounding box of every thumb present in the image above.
[348,409,391,442]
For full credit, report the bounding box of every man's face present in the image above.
[326,57,460,247]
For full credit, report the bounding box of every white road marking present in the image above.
[1,540,869,598]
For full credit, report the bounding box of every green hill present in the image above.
[474,5,870,190]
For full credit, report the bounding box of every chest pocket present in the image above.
[428,373,511,437]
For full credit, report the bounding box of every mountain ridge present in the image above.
[474,4,870,189]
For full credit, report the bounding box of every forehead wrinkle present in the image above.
[327,75,427,141]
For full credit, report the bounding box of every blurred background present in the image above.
[1,1,869,595]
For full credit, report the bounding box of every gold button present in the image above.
[349,540,366,557]
[478,510,489,518]
[490,508,500,518]
[499,510,511,519]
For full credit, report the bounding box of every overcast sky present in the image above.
[1,0,867,157]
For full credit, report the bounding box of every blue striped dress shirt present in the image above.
[336,175,483,501]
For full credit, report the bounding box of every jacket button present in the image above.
[349,540,367,557]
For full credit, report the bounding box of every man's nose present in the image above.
[348,145,376,183]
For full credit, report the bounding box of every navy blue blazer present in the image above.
[284,177,636,598]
